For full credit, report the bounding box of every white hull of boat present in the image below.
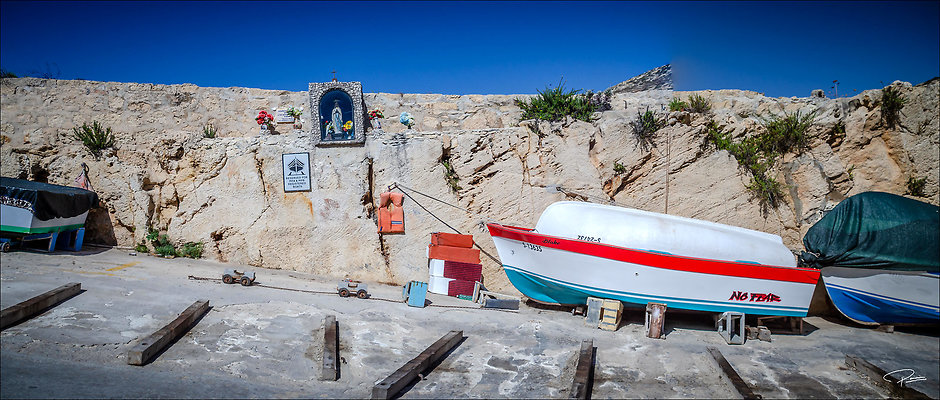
[822,267,939,325]
[0,204,88,235]
[489,223,820,316]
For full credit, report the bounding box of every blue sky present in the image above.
[1,1,937,97]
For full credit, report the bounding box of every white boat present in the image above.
[487,201,820,316]
[822,267,939,325]
[0,177,96,235]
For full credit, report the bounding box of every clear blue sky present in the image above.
[1,1,937,97]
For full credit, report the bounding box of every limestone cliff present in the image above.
[1,76,936,295]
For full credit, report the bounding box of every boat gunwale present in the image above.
[488,223,820,284]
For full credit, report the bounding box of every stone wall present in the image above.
[1,77,937,294]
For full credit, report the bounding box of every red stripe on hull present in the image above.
[487,223,819,285]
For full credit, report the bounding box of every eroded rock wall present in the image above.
[1,77,937,294]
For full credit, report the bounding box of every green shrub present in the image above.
[134,242,149,253]
[630,107,666,150]
[0,69,16,78]
[613,162,627,174]
[178,241,204,259]
[72,121,114,158]
[154,244,178,257]
[515,79,599,122]
[203,123,217,138]
[669,97,688,112]
[907,176,927,197]
[440,149,461,193]
[700,116,814,211]
[688,94,711,113]
[881,86,907,129]
[759,110,818,154]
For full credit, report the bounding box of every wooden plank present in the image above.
[372,330,463,399]
[127,300,210,366]
[706,347,761,400]
[321,315,339,381]
[1,282,82,330]
[569,340,594,399]
[845,355,931,399]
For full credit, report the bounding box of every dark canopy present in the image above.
[799,191,939,272]
[0,177,98,221]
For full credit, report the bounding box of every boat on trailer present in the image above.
[487,201,821,316]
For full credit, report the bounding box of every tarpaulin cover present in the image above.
[799,191,939,272]
[0,177,98,221]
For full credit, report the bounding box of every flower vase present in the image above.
[260,124,268,135]
[372,118,382,130]
[293,118,302,130]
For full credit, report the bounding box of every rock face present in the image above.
[1,76,937,296]
[606,64,673,94]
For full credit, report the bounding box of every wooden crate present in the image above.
[598,299,622,331]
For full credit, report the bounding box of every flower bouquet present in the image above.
[343,121,353,134]
[256,110,275,131]
[399,112,415,129]
[287,106,303,118]
[287,106,303,128]
[369,109,384,130]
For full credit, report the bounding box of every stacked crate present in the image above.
[427,233,482,297]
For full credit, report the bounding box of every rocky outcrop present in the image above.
[606,64,673,94]
[1,76,937,296]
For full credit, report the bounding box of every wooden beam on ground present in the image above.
[321,315,339,381]
[706,347,761,400]
[372,330,463,400]
[845,355,931,399]
[127,300,210,366]
[569,340,595,399]
[1,282,82,330]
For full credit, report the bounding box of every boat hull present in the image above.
[822,267,940,325]
[489,223,820,316]
[0,204,88,235]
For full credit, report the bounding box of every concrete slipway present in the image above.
[1,248,937,399]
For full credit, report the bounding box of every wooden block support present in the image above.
[127,300,210,366]
[569,340,595,399]
[1,282,82,330]
[645,302,667,339]
[706,347,761,400]
[321,315,339,381]
[845,355,931,399]
[372,330,463,400]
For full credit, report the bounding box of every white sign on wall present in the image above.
[281,152,311,192]
[274,109,295,123]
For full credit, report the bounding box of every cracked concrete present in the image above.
[2,249,938,399]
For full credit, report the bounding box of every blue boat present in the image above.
[801,192,939,325]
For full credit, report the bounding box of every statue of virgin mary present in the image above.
[331,100,344,139]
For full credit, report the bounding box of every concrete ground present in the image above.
[1,248,938,399]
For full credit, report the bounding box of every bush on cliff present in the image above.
[72,121,114,158]
[702,110,817,212]
[515,80,608,123]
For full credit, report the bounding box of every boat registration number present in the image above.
[577,235,602,243]
[522,242,543,252]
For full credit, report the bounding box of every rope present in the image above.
[186,275,517,312]
[389,183,501,264]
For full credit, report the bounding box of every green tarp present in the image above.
[799,192,939,272]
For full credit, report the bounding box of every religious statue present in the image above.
[331,100,344,140]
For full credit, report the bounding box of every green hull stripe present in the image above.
[0,224,85,234]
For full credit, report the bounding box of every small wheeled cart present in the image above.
[222,269,255,286]
[337,279,369,299]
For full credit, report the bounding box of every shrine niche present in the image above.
[309,81,365,146]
